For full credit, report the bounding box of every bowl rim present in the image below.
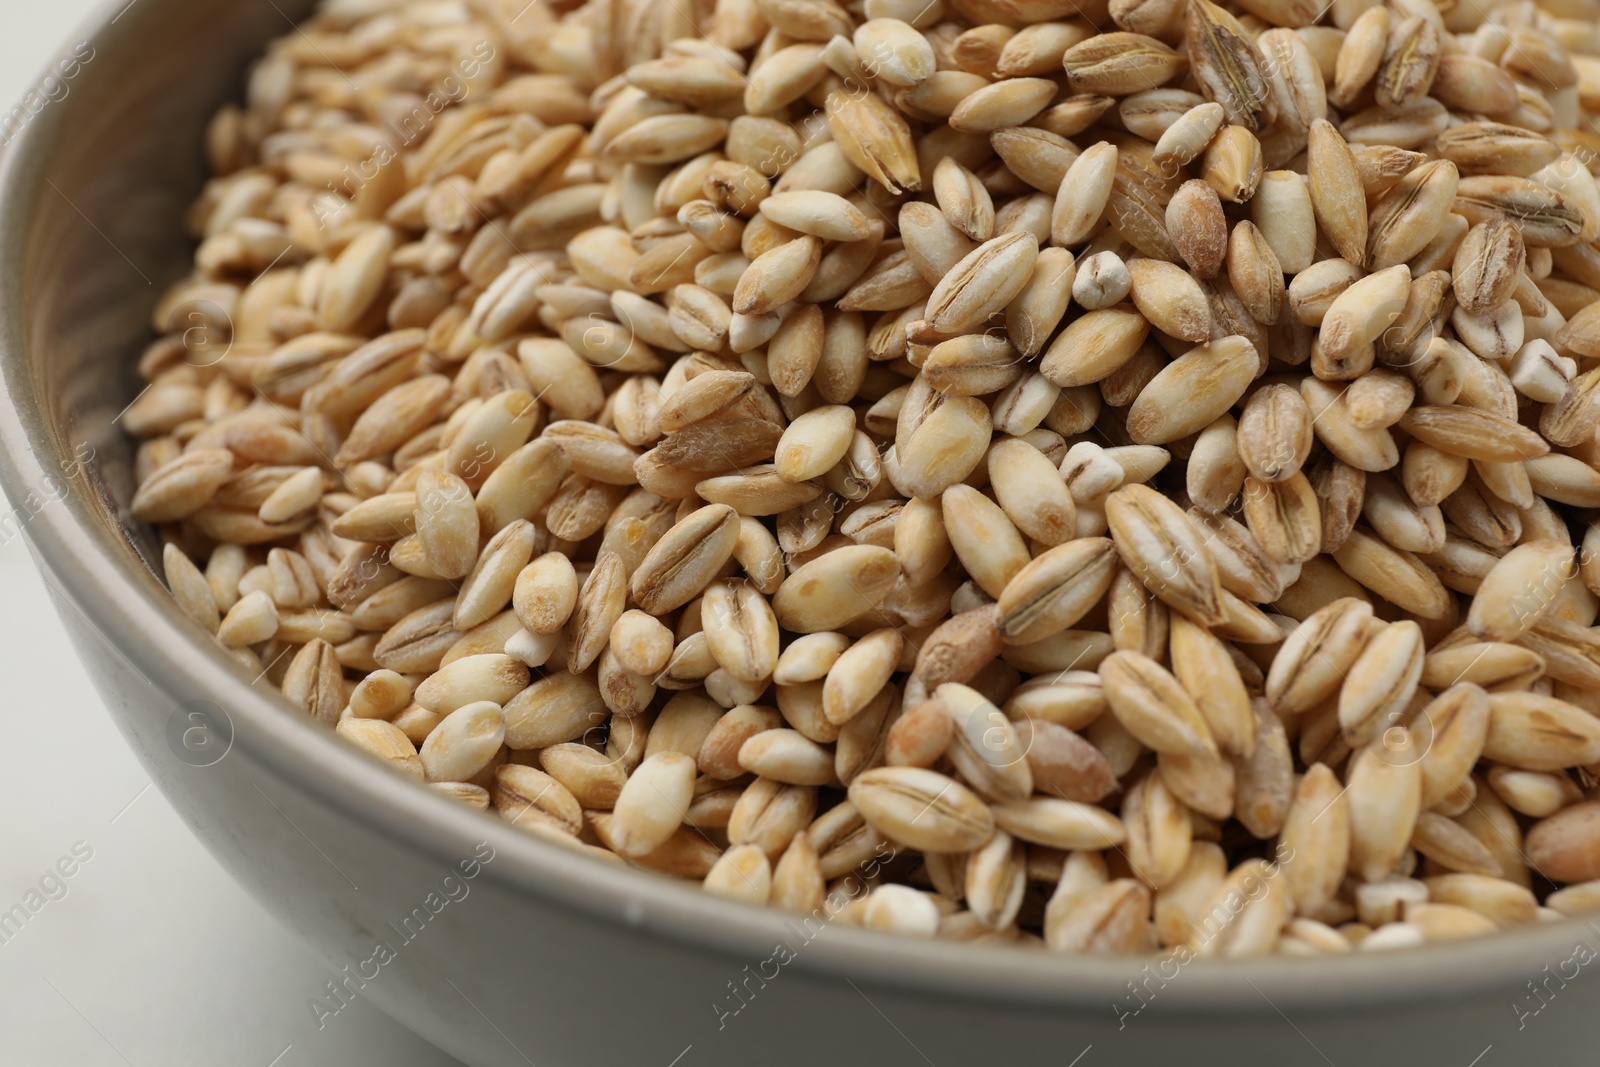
[0,0,1594,1022]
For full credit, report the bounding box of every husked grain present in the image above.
[131,0,1600,952]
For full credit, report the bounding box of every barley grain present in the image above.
[131,0,1600,947]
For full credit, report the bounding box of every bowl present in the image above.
[2,2,1597,1064]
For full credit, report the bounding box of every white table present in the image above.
[0,3,462,1063]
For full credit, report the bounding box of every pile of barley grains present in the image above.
[128,0,1600,954]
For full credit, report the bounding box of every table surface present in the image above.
[0,2,463,1064]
